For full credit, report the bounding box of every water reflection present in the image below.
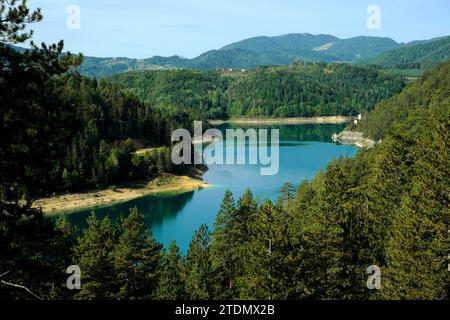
[65,191,196,230]
[60,123,358,254]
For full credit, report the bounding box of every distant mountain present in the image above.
[5,44,27,53]
[322,36,400,61]
[221,33,339,53]
[8,33,442,77]
[220,34,400,63]
[147,33,401,68]
[78,33,403,77]
[366,36,450,69]
[76,56,182,77]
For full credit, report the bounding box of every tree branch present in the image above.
[0,270,12,278]
[0,279,44,300]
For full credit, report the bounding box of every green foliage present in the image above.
[74,209,163,300]
[0,0,198,201]
[113,208,162,299]
[109,63,406,119]
[281,61,450,299]
[0,0,79,300]
[360,60,450,140]
[154,240,185,300]
[0,202,75,300]
[74,214,118,299]
[210,190,239,299]
[1,57,193,199]
[0,0,43,44]
[3,53,448,300]
[1,0,448,300]
[366,36,450,70]
[238,200,286,299]
[277,181,296,206]
[184,224,213,299]
[109,69,229,119]
[205,60,449,300]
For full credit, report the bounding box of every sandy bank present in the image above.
[209,116,351,126]
[34,174,209,214]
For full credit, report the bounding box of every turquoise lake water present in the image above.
[63,124,358,254]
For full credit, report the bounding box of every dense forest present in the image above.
[366,36,450,70]
[359,60,450,140]
[109,63,406,119]
[19,57,443,301]
[1,65,195,199]
[0,1,448,301]
[0,13,202,200]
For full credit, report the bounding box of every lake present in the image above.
[63,123,358,254]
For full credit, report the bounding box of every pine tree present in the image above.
[74,213,118,299]
[49,216,78,299]
[239,200,285,299]
[154,240,185,300]
[210,190,239,299]
[113,208,162,299]
[235,188,258,240]
[381,101,450,299]
[277,182,296,206]
[185,224,213,299]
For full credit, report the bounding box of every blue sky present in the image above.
[27,0,450,58]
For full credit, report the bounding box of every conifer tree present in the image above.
[210,190,239,299]
[74,214,118,299]
[155,240,185,300]
[113,208,162,299]
[50,216,78,299]
[185,224,213,299]
[381,101,450,299]
[277,182,296,206]
[239,200,285,299]
[234,188,258,247]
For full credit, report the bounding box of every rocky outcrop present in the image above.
[332,130,375,148]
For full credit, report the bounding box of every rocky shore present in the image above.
[209,116,351,125]
[332,130,375,148]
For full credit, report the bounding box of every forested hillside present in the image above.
[360,60,450,140]
[3,37,448,299]
[1,45,195,200]
[77,34,402,77]
[75,56,178,78]
[366,36,450,70]
[1,0,448,301]
[109,63,406,119]
[223,63,405,117]
[27,34,450,78]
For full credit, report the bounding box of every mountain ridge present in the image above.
[9,33,445,77]
[76,33,403,76]
[365,35,450,69]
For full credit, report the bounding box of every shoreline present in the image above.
[34,174,210,215]
[209,116,351,125]
[332,130,376,148]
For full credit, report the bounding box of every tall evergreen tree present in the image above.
[210,190,239,299]
[380,100,450,299]
[185,224,213,299]
[239,200,285,299]
[277,182,296,206]
[155,240,185,300]
[113,208,162,299]
[234,188,258,245]
[74,214,118,299]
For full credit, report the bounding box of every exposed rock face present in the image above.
[332,130,375,148]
